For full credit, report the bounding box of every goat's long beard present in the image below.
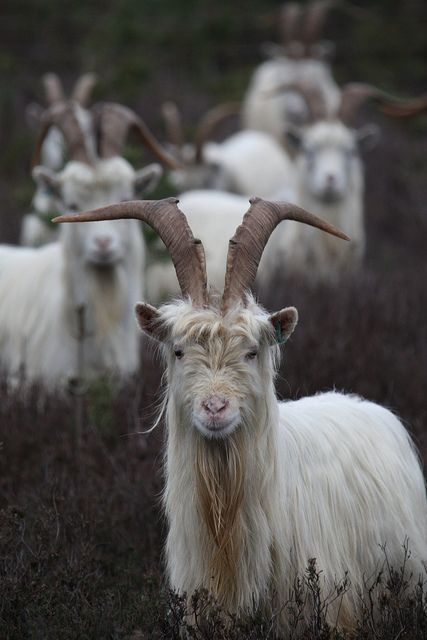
[87,267,125,341]
[194,430,245,606]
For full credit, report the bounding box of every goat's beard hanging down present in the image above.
[54,195,427,633]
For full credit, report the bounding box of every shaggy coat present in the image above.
[143,298,427,628]
[0,219,144,388]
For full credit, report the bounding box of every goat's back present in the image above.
[277,391,427,591]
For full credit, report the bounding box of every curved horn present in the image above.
[279,3,304,46]
[42,73,65,106]
[380,95,427,118]
[264,82,328,122]
[71,72,98,106]
[194,103,241,164]
[338,83,414,125]
[32,102,91,166]
[53,198,208,307]
[301,0,336,48]
[162,101,185,150]
[221,197,349,311]
[92,102,182,169]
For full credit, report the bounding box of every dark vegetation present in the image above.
[1,1,427,637]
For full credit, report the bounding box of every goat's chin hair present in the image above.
[194,425,246,606]
[87,266,126,340]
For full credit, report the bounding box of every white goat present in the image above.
[22,73,98,246]
[162,102,296,198]
[242,2,341,140]
[0,103,179,388]
[257,82,409,283]
[57,197,427,632]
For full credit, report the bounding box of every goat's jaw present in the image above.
[192,410,241,439]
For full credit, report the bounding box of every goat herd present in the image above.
[2,2,427,635]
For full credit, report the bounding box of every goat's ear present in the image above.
[135,302,166,341]
[133,163,163,196]
[32,166,61,197]
[269,306,298,344]
[283,125,303,152]
[356,124,380,153]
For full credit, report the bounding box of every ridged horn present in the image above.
[301,0,336,48]
[32,102,91,166]
[53,198,208,307]
[162,101,185,151]
[338,83,414,125]
[380,95,427,118]
[71,73,98,107]
[221,197,349,311]
[279,3,304,46]
[92,102,182,169]
[42,73,65,106]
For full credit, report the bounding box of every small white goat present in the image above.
[0,103,179,388]
[162,102,296,198]
[242,2,341,139]
[57,197,427,632]
[22,73,98,246]
[258,83,409,282]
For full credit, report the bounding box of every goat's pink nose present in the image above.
[202,395,229,416]
[95,235,113,250]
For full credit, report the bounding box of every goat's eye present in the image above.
[246,349,258,360]
[174,348,184,359]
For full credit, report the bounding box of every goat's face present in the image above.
[32,157,162,219]
[136,299,298,439]
[32,158,162,264]
[286,120,378,203]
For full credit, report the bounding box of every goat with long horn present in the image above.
[255,81,423,282]
[54,198,427,633]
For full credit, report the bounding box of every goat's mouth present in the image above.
[88,251,121,267]
[192,412,241,439]
[317,186,344,203]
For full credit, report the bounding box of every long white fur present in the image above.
[259,120,367,284]
[0,213,144,389]
[21,103,98,247]
[149,297,427,629]
[169,130,296,198]
[242,55,340,140]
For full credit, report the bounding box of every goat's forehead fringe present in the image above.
[157,298,273,344]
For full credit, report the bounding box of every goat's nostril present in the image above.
[95,235,113,250]
[202,395,229,416]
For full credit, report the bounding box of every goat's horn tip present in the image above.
[249,196,262,204]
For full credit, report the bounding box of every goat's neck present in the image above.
[164,387,281,611]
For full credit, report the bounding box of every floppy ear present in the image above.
[133,163,163,196]
[269,306,298,344]
[32,166,62,197]
[356,124,380,153]
[135,302,166,341]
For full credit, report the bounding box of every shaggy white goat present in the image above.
[256,82,413,283]
[56,197,427,632]
[169,129,296,198]
[22,73,98,246]
[242,1,341,139]
[0,103,179,388]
